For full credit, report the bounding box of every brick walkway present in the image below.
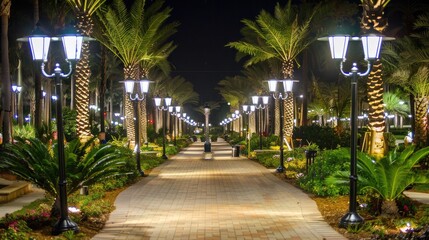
[92,140,346,240]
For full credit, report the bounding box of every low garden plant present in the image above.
[0,135,169,239]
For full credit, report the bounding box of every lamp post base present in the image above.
[339,211,364,228]
[204,142,211,152]
[275,166,285,173]
[52,217,79,235]
[161,155,168,160]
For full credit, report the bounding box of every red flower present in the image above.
[403,204,409,212]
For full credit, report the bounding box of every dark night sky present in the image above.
[163,0,281,105]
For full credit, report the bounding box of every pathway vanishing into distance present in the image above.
[93,139,346,240]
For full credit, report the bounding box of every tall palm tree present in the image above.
[149,71,198,133]
[389,67,429,147]
[227,1,320,148]
[0,0,12,145]
[360,0,392,157]
[383,90,409,131]
[95,0,177,148]
[65,0,106,141]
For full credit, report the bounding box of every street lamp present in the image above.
[123,79,151,176]
[20,26,87,235]
[319,31,391,228]
[154,96,172,159]
[169,105,181,146]
[252,95,269,150]
[267,79,295,173]
[11,85,22,121]
[204,104,211,153]
[242,104,255,157]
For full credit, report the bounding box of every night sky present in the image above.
[163,0,281,104]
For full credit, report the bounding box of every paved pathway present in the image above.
[93,140,346,240]
[0,186,45,219]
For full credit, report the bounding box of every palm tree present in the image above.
[150,71,198,133]
[0,0,12,145]
[383,90,409,131]
[227,1,320,148]
[389,67,429,147]
[360,0,392,157]
[94,0,177,148]
[65,0,106,141]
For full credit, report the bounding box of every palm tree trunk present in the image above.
[99,46,107,135]
[414,97,428,147]
[1,0,12,144]
[124,65,139,149]
[75,40,92,139]
[381,199,399,217]
[75,14,94,141]
[361,0,389,158]
[139,99,147,144]
[284,93,294,149]
[274,98,280,136]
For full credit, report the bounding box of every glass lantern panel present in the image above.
[29,36,51,61]
[62,35,83,60]
[123,80,135,94]
[139,80,150,93]
[154,97,161,107]
[283,80,294,92]
[361,35,382,60]
[251,96,259,105]
[165,97,172,106]
[328,35,349,60]
[268,80,278,92]
[262,96,269,105]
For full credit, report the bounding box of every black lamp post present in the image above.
[204,104,211,153]
[20,26,87,235]
[267,79,295,173]
[123,79,151,176]
[319,31,391,228]
[251,95,269,150]
[11,85,22,122]
[242,104,255,157]
[169,105,181,146]
[154,96,172,159]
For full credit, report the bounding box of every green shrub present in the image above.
[12,124,35,139]
[254,152,279,168]
[298,148,350,196]
[210,134,218,142]
[141,155,166,170]
[165,145,179,155]
[81,199,113,218]
[294,125,350,149]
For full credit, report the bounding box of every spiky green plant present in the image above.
[327,145,429,216]
[0,137,133,201]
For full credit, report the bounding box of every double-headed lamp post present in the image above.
[242,104,255,157]
[169,105,181,146]
[204,104,211,153]
[252,95,269,150]
[20,26,87,235]
[11,85,22,121]
[154,96,172,159]
[319,31,391,228]
[123,79,151,176]
[267,80,295,173]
